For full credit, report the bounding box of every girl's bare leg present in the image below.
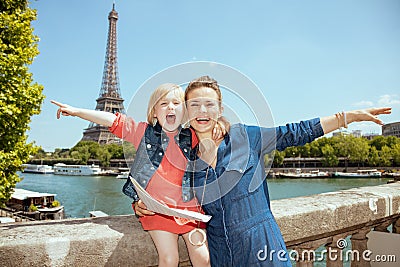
[149,230,180,267]
[182,231,210,267]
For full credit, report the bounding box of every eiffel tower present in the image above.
[82,4,125,144]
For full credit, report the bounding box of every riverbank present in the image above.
[269,166,400,178]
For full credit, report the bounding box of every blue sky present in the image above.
[28,0,400,151]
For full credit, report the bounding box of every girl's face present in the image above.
[186,87,222,135]
[153,90,184,132]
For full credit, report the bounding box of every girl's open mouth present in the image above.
[166,114,176,124]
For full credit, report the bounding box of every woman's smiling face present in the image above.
[186,86,222,135]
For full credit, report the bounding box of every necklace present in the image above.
[188,151,209,247]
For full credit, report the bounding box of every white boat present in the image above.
[279,169,330,178]
[53,163,102,176]
[333,169,382,178]
[89,210,109,217]
[116,171,129,179]
[22,164,54,174]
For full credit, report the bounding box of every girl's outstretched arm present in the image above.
[51,100,117,127]
[320,107,392,135]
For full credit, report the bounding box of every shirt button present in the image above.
[147,144,151,149]
[150,166,155,170]
[184,196,188,201]
[163,138,167,142]
[141,180,146,185]
[239,169,243,173]
[159,152,163,156]
[184,148,188,153]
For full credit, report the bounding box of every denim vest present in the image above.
[122,123,195,202]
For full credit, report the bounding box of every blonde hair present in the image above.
[147,83,184,125]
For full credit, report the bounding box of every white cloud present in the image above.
[378,94,400,106]
[353,100,374,107]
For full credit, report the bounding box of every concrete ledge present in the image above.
[0,215,190,266]
[1,182,400,266]
[272,182,400,246]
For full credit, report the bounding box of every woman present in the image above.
[138,76,392,266]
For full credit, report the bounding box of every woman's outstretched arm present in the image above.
[320,107,392,134]
[51,100,117,127]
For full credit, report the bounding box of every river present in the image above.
[15,172,390,219]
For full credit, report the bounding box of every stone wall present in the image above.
[1,182,399,266]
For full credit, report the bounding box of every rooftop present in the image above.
[11,188,55,201]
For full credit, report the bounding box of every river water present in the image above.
[15,172,390,219]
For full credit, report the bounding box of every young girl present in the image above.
[51,83,223,267]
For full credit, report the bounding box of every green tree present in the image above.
[98,146,112,167]
[369,136,387,151]
[347,136,369,165]
[106,143,124,159]
[272,150,285,167]
[122,141,136,159]
[391,143,400,166]
[321,144,339,167]
[0,1,44,206]
[70,141,100,164]
[379,146,392,167]
[368,146,380,167]
[309,140,322,157]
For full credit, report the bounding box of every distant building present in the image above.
[363,133,380,140]
[332,130,350,137]
[351,130,362,138]
[332,130,363,137]
[382,122,400,138]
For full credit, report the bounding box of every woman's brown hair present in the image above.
[185,76,222,105]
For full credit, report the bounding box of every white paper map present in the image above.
[131,177,211,223]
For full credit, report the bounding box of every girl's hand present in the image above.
[51,100,80,119]
[212,116,230,140]
[133,200,155,217]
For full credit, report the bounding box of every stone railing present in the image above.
[273,181,400,266]
[1,182,399,266]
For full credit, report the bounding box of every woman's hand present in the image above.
[51,100,80,119]
[133,200,155,217]
[348,107,392,125]
[321,107,392,134]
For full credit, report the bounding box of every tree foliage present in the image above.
[33,140,136,167]
[272,134,400,167]
[0,0,44,206]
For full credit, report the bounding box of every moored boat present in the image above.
[6,188,64,220]
[54,163,102,176]
[333,169,382,178]
[278,169,330,178]
[116,171,129,179]
[22,164,54,174]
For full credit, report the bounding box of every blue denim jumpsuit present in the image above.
[193,118,324,267]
